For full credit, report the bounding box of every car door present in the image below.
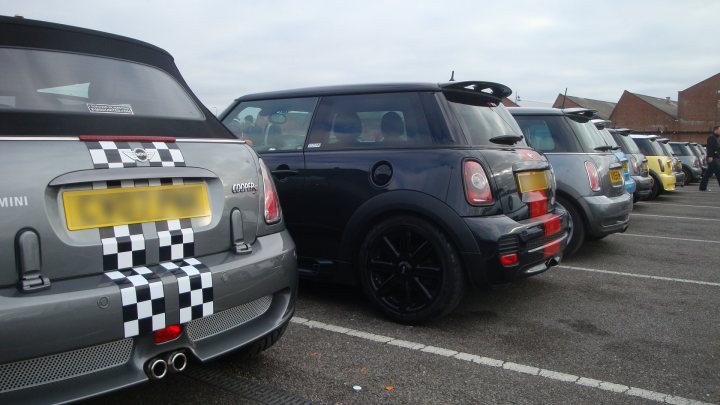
[220,97,317,237]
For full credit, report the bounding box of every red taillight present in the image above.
[585,161,601,192]
[153,325,182,344]
[259,159,282,224]
[463,160,493,205]
[629,156,638,174]
[500,253,518,267]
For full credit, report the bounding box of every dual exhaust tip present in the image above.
[145,351,188,380]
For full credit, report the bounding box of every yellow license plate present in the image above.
[622,161,628,171]
[609,169,623,184]
[63,184,210,231]
[517,171,549,193]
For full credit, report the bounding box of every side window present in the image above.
[515,116,574,153]
[306,93,434,150]
[221,97,318,152]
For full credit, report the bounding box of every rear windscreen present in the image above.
[670,143,692,156]
[447,101,526,146]
[0,48,204,121]
[565,117,609,151]
[633,138,665,156]
[612,133,641,154]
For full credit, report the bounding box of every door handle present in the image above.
[271,169,299,178]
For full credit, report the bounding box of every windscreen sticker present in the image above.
[307,143,322,148]
[87,103,134,115]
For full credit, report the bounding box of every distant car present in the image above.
[657,138,686,187]
[510,107,632,256]
[630,135,676,199]
[688,142,708,175]
[669,141,702,184]
[221,81,568,323]
[592,120,636,197]
[0,16,297,404]
[608,128,653,202]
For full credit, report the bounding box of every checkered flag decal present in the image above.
[105,267,166,338]
[157,219,195,262]
[86,141,186,169]
[161,258,214,323]
[100,223,146,271]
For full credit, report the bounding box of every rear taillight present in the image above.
[693,157,700,168]
[259,158,282,224]
[641,160,649,174]
[585,161,601,192]
[629,156,638,174]
[463,160,493,205]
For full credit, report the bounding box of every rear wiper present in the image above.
[594,145,614,152]
[489,135,524,145]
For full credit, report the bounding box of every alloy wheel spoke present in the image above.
[413,277,434,302]
[382,236,401,258]
[413,265,442,279]
[376,274,399,297]
[369,258,395,274]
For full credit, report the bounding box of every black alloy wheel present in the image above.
[359,216,464,323]
[555,196,585,257]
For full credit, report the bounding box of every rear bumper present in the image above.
[460,210,568,286]
[633,175,653,199]
[0,231,297,404]
[674,171,686,187]
[579,192,633,238]
[623,175,636,194]
[654,171,676,191]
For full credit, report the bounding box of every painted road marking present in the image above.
[637,202,720,209]
[557,265,720,287]
[616,233,720,244]
[631,213,720,222]
[290,317,713,405]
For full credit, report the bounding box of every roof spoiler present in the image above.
[610,127,634,135]
[591,118,610,130]
[562,108,598,119]
[439,81,512,103]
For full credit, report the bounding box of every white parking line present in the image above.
[631,213,720,222]
[637,202,720,209]
[557,265,720,287]
[616,233,720,244]
[290,317,713,405]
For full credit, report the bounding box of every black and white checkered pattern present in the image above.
[157,219,195,262]
[100,224,146,271]
[105,266,166,338]
[86,141,186,169]
[160,258,213,324]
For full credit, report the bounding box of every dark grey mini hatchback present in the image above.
[0,17,296,403]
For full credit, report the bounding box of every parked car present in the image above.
[630,135,676,199]
[657,138,686,187]
[592,120,636,197]
[689,142,708,175]
[509,108,632,256]
[608,128,653,202]
[669,141,702,184]
[221,81,568,323]
[0,16,297,404]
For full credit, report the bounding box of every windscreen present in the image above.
[0,47,204,120]
[447,101,526,146]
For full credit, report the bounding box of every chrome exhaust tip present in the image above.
[146,358,168,380]
[166,351,188,373]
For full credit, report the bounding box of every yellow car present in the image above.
[630,135,675,199]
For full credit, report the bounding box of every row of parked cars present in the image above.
[0,16,707,403]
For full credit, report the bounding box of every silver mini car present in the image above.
[0,16,297,403]
[509,108,632,256]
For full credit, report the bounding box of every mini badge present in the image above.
[123,148,155,162]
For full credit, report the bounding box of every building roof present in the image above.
[554,94,616,119]
[680,72,720,92]
[630,92,678,119]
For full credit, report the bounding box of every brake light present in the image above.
[585,161,601,191]
[259,158,282,224]
[153,325,182,344]
[463,160,493,205]
[693,157,700,168]
[79,135,176,143]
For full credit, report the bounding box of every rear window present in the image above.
[597,128,619,148]
[670,143,692,156]
[514,115,579,152]
[658,142,674,156]
[565,117,608,151]
[612,133,641,154]
[633,138,665,156]
[447,101,526,146]
[0,48,204,120]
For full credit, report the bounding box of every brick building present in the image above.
[609,91,685,138]
[552,94,616,120]
[678,72,720,140]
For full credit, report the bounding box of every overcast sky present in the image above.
[3,0,719,113]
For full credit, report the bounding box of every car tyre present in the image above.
[359,216,465,324]
[649,174,661,199]
[555,196,585,257]
[682,168,691,185]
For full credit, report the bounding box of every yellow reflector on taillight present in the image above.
[516,171,549,193]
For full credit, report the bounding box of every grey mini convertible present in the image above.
[0,16,297,403]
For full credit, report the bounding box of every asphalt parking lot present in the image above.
[85,187,720,405]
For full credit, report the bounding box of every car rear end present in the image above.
[593,121,636,195]
[670,141,702,184]
[658,138,685,187]
[609,129,652,201]
[631,135,676,193]
[0,17,296,404]
[438,83,568,284]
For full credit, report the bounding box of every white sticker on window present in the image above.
[87,103,134,115]
[308,143,322,148]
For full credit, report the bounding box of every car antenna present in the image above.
[560,87,567,109]
[449,70,455,81]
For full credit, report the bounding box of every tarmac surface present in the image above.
[84,187,720,404]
